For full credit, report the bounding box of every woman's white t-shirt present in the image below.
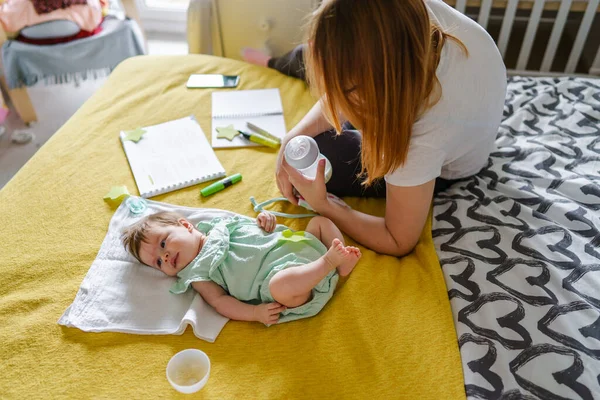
[384,0,507,186]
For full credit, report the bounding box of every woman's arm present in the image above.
[284,160,435,256]
[277,99,348,204]
[192,281,285,324]
[319,181,435,256]
[277,100,332,204]
[284,99,333,142]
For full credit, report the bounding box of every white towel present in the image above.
[58,197,234,342]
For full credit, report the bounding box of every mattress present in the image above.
[0,55,465,398]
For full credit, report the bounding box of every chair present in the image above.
[0,0,145,125]
[186,0,317,59]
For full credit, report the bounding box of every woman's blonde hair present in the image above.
[305,0,468,185]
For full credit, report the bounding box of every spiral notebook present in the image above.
[212,88,286,148]
[120,116,226,198]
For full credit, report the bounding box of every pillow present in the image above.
[31,0,87,14]
[58,197,232,342]
[0,0,102,33]
[20,20,80,39]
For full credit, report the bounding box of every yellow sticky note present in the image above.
[103,185,130,204]
[123,128,146,142]
[216,125,240,141]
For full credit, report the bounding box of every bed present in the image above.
[4,1,600,397]
[433,76,600,399]
[0,55,465,398]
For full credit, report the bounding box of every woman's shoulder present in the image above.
[425,0,481,31]
[427,0,499,55]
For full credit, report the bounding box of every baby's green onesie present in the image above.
[170,216,339,324]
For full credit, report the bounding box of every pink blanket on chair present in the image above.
[31,0,88,15]
[0,0,102,34]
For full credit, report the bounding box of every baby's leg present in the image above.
[305,216,361,277]
[305,216,345,247]
[269,239,361,308]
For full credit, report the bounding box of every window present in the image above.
[142,0,188,11]
[135,0,190,33]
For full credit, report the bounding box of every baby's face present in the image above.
[138,219,205,276]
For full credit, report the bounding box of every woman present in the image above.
[247,0,506,257]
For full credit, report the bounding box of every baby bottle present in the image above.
[284,136,332,182]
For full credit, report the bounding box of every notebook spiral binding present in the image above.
[213,111,283,119]
[143,171,224,198]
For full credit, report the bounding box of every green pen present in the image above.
[200,173,243,197]
[238,130,280,149]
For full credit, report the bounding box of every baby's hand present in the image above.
[253,302,286,325]
[257,211,277,232]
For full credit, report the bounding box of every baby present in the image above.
[121,211,361,325]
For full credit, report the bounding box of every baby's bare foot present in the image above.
[324,238,348,269]
[338,246,361,277]
[241,47,271,67]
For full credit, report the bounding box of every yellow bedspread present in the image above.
[0,55,465,399]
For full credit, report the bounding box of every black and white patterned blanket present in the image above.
[432,77,600,399]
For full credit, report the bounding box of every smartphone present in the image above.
[186,74,240,88]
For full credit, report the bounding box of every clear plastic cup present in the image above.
[166,349,211,394]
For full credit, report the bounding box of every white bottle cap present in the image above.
[284,136,320,170]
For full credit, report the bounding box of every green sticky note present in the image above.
[216,124,240,141]
[123,127,146,143]
[279,229,311,243]
[103,185,130,202]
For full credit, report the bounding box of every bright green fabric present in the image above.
[171,216,339,324]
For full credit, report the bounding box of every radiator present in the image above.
[188,0,600,77]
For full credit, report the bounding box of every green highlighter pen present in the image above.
[200,173,243,197]
[238,131,280,149]
[246,122,282,144]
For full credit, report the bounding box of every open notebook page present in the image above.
[121,116,225,197]
[212,88,286,148]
